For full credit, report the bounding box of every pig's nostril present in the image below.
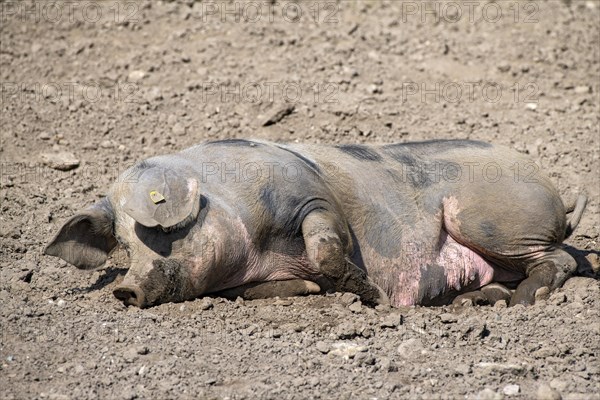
[113,285,146,308]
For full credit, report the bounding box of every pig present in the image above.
[44,139,587,308]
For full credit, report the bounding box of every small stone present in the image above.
[137,365,146,376]
[574,86,591,94]
[348,301,363,313]
[100,140,114,149]
[439,313,458,323]
[38,132,51,140]
[340,292,359,306]
[329,342,367,359]
[40,152,80,171]
[476,388,503,400]
[536,383,562,400]
[337,322,357,339]
[128,70,147,82]
[498,62,511,72]
[199,297,213,310]
[57,299,65,307]
[316,341,330,354]
[136,346,149,355]
[454,363,471,376]
[381,313,402,328]
[172,122,186,136]
[503,384,520,396]
[526,103,538,111]
[397,338,424,358]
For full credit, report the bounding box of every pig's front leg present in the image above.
[301,210,389,305]
[213,280,321,300]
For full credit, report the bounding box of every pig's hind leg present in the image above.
[452,283,512,306]
[442,198,578,306]
[214,280,321,300]
[301,210,390,305]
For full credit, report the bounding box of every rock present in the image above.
[573,86,590,94]
[199,297,213,310]
[535,286,551,301]
[498,62,511,72]
[340,292,359,306]
[172,122,186,136]
[536,383,562,400]
[476,362,525,375]
[38,132,51,140]
[260,104,295,126]
[40,152,80,171]
[128,70,147,82]
[348,301,363,313]
[381,313,402,328]
[526,103,538,111]
[100,140,114,149]
[136,346,149,355]
[397,338,425,358]
[315,341,330,354]
[439,313,458,323]
[337,322,357,339]
[454,363,471,376]
[549,379,568,392]
[475,388,503,400]
[329,342,367,359]
[503,384,520,396]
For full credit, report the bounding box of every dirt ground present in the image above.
[1,0,599,399]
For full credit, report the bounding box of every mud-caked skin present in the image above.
[44,139,587,308]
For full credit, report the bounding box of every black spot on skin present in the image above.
[337,144,383,162]
[206,139,260,147]
[479,220,497,238]
[259,185,277,218]
[363,204,402,258]
[275,145,321,173]
[384,139,491,153]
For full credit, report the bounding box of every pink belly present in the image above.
[391,232,517,306]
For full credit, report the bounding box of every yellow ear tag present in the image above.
[149,190,166,204]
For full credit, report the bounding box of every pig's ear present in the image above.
[122,168,200,230]
[44,198,117,269]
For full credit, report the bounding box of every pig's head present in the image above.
[44,160,242,307]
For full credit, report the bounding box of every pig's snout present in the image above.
[113,284,146,308]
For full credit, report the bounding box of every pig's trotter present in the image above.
[301,210,389,305]
[452,283,512,306]
[215,280,321,300]
[510,248,577,306]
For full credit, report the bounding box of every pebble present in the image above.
[172,122,186,136]
[38,132,51,140]
[329,342,367,359]
[380,313,402,328]
[315,341,330,354]
[573,86,590,94]
[348,301,363,313]
[199,297,213,311]
[340,292,359,306]
[397,338,425,358]
[128,70,147,82]
[337,322,357,339]
[536,383,562,400]
[100,140,114,149]
[40,152,80,171]
[503,384,520,396]
[526,103,538,111]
